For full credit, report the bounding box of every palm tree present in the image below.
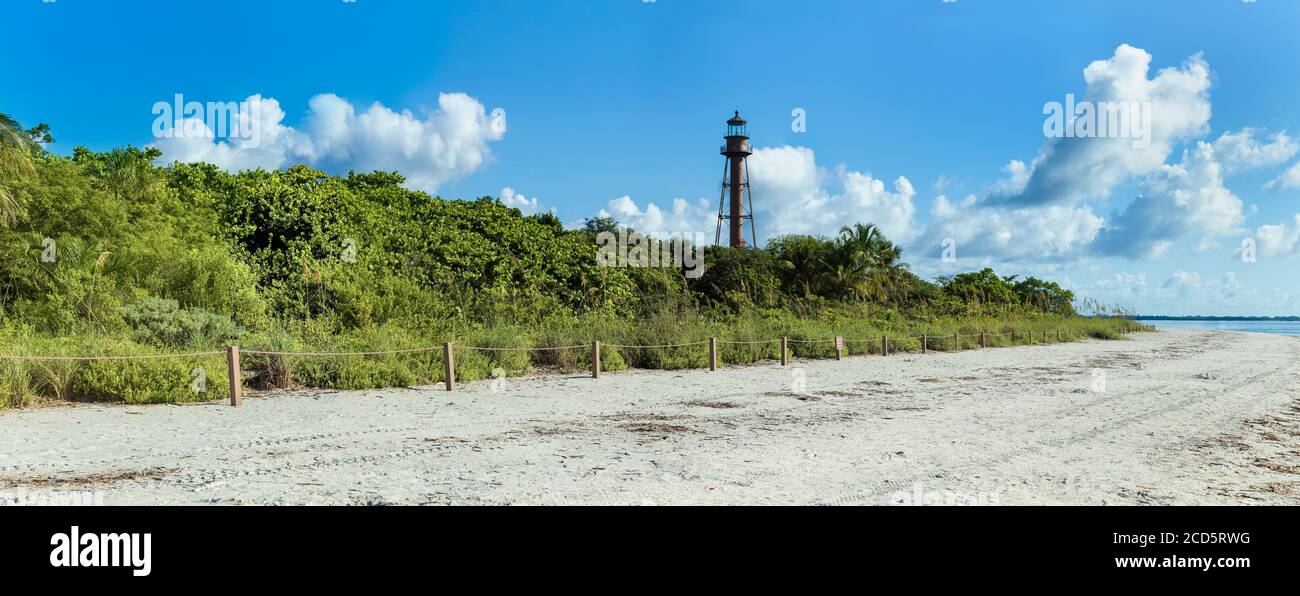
[94,147,166,204]
[835,223,909,304]
[0,113,37,227]
[770,235,831,298]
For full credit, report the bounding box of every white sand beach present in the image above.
[1,329,1297,505]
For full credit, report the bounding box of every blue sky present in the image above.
[4,0,1300,315]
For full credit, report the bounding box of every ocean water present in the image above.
[1136,319,1300,337]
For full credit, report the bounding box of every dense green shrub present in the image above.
[129,241,270,330]
[0,332,229,405]
[71,352,229,404]
[935,268,1076,317]
[691,247,782,309]
[117,297,243,348]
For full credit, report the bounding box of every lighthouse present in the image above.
[715,111,756,248]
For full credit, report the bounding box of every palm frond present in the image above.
[0,186,16,227]
[0,113,37,228]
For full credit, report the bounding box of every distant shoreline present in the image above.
[1135,316,1300,322]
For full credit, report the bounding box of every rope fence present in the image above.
[458,344,590,352]
[604,341,711,349]
[0,323,1146,407]
[241,347,443,357]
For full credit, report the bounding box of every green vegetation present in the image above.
[0,115,1137,408]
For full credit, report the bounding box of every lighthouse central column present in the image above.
[729,156,744,247]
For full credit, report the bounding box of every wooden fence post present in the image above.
[953,332,959,351]
[835,336,843,360]
[1011,329,1016,343]
[1057,330,1061,342]
[226,345,242,407]
[709,337,717,371]
[592,341,601,379]
[882,336,889,356]
[980,332,986,349]
[443,342,455,391]
[922,334,928,354]
[780,336,789,366]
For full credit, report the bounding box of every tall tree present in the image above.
[0,113,38,227]
[835,223,907,303]
[769,234,832,298]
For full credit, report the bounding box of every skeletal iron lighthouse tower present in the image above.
[716,111,756,247]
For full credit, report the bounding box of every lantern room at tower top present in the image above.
[726,111,748,137]
[721,111,753,156]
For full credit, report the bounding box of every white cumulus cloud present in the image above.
[747,145,916,243]
[597,195,715,239]
[151,92,505,193]
[1254,214,1300,259]
[1265,161,1300,191]
[499,187,544,215]
[995,44,1212,207]
[917,192,1104,264]
[911,44,1249,265]
[1211,128,1297,173]
[1092,142,1246,259]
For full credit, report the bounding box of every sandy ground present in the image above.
[1,329,1297,505]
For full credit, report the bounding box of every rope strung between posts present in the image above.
[0,328,1103,361]
[0,351,225,361]
[460,344,589,352]
[605,340,711,349]
[716,339,781,345]
[840,336,919,343]
[1,326,1134,410]
[241,346,444,357]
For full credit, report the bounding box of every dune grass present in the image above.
[1,314,1146,409]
